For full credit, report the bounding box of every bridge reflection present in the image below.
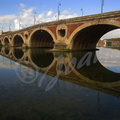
[0,47,120,97]
[30,49,54,68]
[71,51,120,82]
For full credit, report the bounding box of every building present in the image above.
[97,38,120,48]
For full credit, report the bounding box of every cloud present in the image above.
[62,10,70,14]
[14,7,36,30]
[37,13,45,23]
[46,11,53,17]
[60,13,78,19]
[38,13,44,19]
[21,8,34,18]
[0,15,17,24]
[1,3,79,31]
[101,29,120,39]
[14,19,20,30]
[20,3,25,8]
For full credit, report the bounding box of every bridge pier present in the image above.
[54,42,67,51]
[22,43,29,48]
[53,42,97,51]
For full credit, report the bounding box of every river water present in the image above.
[0,46,120,120]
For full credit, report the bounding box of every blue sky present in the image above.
[0,0,120,32]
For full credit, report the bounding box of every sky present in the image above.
[96,47,120,73]
[0,0,120,38]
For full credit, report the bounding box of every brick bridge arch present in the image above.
[67,20,120,50]
[12,34,25,47]
[3,37,10,46]
[28,27,57,48]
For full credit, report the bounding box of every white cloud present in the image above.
[37,13,45,23]
[0,15,16,24]
[46,11,53,17]
[62,10,70,14]
[38,13,44,19]
[1,4,79,31]
[20,3,25,8]
[14,19,19,30]
[14,7,36,30]
[60,13,78,19]
[22,8,34,18]
[101,29,120,39]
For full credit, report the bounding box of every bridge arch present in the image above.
[65,51,120,88]
[12,49,25,60]
[0,39,2,45]
[29,28,56,48]
[4,47,10,56]
[13,34,24,47]
[4,37,10,46]
[68,21,120,50]
[28,49,55,70]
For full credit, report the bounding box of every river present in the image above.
[0,46,120,120]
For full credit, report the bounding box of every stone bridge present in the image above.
[0,10,120,50]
